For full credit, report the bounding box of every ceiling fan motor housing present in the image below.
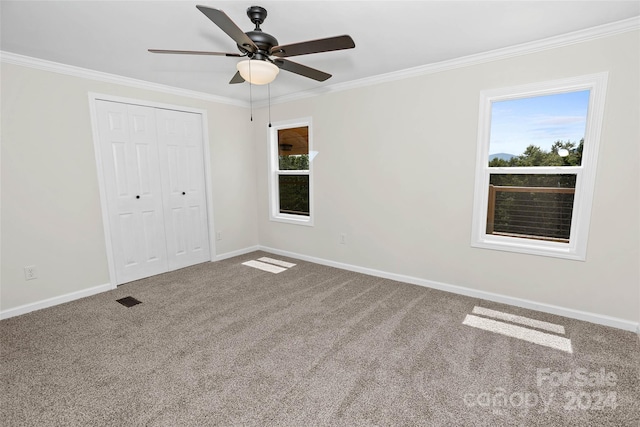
[244,31,278,58]
[242,6,278,59]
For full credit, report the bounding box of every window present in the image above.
[471,73,608,260]
[268,118,313,225]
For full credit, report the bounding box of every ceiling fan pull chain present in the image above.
[249,60,253,122]
[268,83,272,128]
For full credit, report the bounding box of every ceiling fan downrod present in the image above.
[246,6,267,29]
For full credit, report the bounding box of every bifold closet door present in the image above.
[156,108,211,270]
[95,101,169,284]
[96,101,211,285]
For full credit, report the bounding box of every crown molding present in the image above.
[0,51,248,108]
[261,15,640,107]
[2,16,638,109]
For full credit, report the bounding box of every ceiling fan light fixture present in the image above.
[237,59,279,85]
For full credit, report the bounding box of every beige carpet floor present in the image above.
[1,251,638,426]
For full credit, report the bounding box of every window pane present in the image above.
[278,126,309,170]
[487,174,576,242]
[488,91,589,167]
[279,175,309,216]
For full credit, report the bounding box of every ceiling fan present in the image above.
[149,5,355,85]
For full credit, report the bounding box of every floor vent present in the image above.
[116,296,142,307]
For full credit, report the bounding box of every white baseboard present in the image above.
[4,247,636,334]
[258,245,639,333]
[0,283,112,320]
[214,245,260,262]
[1,246,260,320]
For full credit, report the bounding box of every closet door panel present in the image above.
[170,206,187,256]
[141,210,163,262]
[188,205,206,252]
[118,212,137,266]
[156,108,211,270]
[96,101,169,284]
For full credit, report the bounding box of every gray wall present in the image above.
[254,31,640,324]
[1,63,258,311]
[2,29,638,327]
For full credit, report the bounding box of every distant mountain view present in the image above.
[489,153,516,161]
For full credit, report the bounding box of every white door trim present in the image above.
[88,92,216,289]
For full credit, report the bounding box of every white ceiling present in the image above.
[2,1,639,103]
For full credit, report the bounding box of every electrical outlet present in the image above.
[24,265,38,280]
[340,233,347,245]
[216,231,223,241]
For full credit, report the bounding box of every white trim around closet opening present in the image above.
[87,92,216,289]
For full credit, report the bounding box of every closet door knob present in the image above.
[136,195,140,199]
[182,192,186,195]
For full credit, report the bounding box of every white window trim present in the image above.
[268,117,314,226]
[471,73,608,261]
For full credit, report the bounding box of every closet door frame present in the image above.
[88,92,216,289]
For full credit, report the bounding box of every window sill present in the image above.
[471,234,585,261]
[270,213,314,227]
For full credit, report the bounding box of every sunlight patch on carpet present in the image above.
[242,256,297,274]
[257,257,296,268]
[472,306,566,334]
[242,260,287,273]
[463,314,573,353]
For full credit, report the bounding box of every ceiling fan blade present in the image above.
[196,5,257,53]
[271,35,355,58]
[229,71,245,84]
[148,49,242,57]
[273,59,331,82]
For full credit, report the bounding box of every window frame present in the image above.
[470,73,608,260]
[268,117,314,226]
